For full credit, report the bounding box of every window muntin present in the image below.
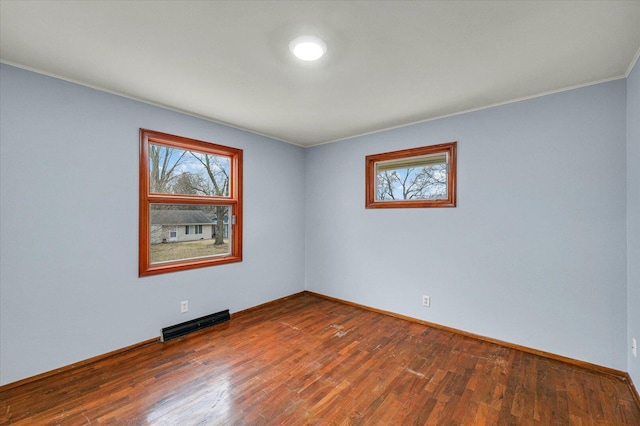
[140,129,242,276]
[366,142,456,208]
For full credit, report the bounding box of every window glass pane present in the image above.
[375,154,448,201]
[150,204,231,264]
[148,143,231,197]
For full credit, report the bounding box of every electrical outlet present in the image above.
[180,300,188,313]
[422,295,430,307]
[633,338,637,358]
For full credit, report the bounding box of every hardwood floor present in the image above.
[1,293,639,425]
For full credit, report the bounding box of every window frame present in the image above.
[139,129,243,276]
[365,141,457,209]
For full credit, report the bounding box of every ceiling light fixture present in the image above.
[289,35,327,61]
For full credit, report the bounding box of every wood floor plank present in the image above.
[1,293,639,425]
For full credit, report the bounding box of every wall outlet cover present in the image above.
[422,295,430,307]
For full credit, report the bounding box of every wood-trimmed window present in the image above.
[139,129,243,276]
[366,142,456,208]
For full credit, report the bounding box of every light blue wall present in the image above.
[0,64,306,385]
[628,58,640,386]
[305,80,629,370]
[1,62,636,386]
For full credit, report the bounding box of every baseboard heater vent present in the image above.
[161,309,230,342]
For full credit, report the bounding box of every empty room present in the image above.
[1,1,640,424]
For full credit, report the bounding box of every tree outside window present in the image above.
[365,142,456,208]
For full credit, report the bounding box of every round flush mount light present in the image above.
[289,35,327,61]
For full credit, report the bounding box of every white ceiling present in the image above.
[1,1,639,147]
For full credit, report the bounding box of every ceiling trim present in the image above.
[0,59,632,149]
[313,75,629,148]
[0,59,303,147]
[626,46,640,77]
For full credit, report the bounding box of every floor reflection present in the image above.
[146,375,233,424]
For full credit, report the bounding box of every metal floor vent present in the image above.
[161,309,230,342]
